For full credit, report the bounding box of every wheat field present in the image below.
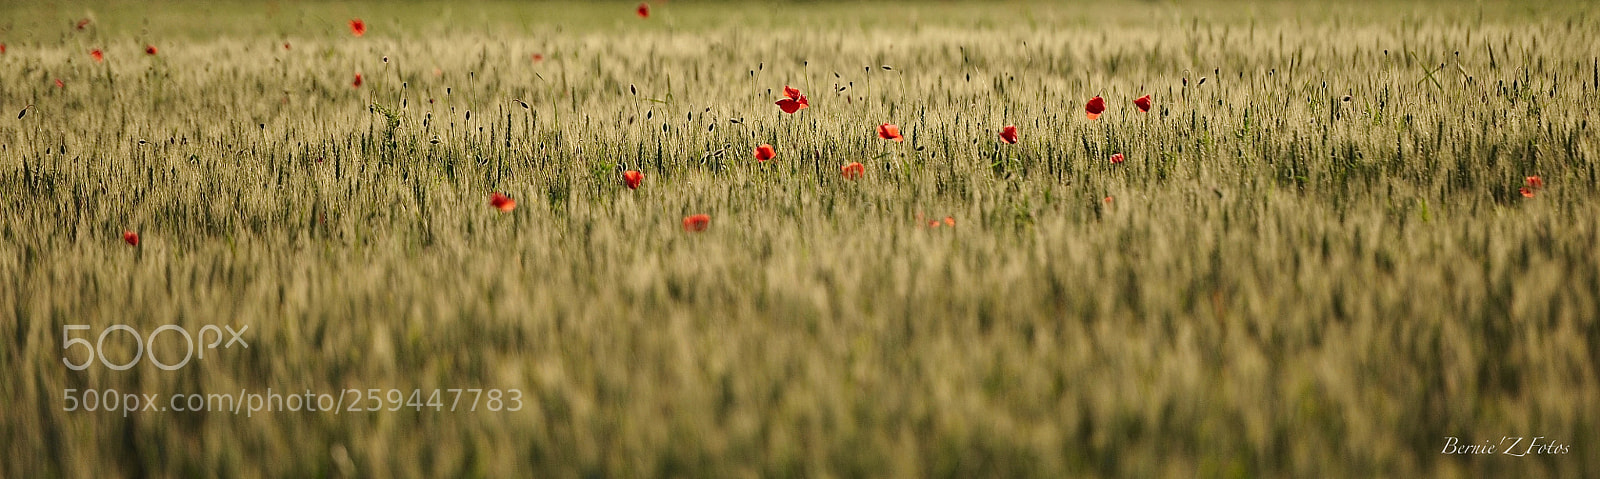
[2,0,1598,477]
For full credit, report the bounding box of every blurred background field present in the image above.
[1,0,1597,476]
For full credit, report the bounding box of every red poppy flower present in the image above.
[928,220,941,228]
[775,86,809,114]
[623,170,643,189]
[841,162,865,179]
[682,214,710,232]
[76,19,91,30]
[1110,153,1124,164]
[122,231,139,247]
[349,19,366,36]
[999,125,1018,144]
[352,73,363,88]
[1134,95,1152,113]
[531,53,544,62]
[1,43,7,55]
[877,123,903,142]
[90,49,103,62]
[1521,176,1545,198]
[144,45,157,55]
[637,3,650,18]
[489,192,516,212]
[754,144,776,161]
[1104,196,1114,204]
[943,216,955,227]
[1085,96,1105,119]
[283,42,291,50]
[54,79,65,88]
